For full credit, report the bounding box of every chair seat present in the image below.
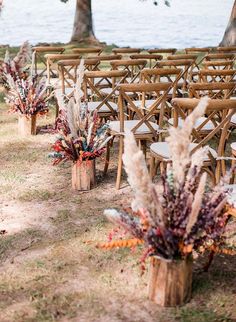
[55,87,74,98]
[109,120,159,134]
[87,101,118,113]
[168,117,216,131]
[230,113,236,125]
[150,142,217,160]
[231,142,236,151]
[223,184,236,207]
[134,99,161,110]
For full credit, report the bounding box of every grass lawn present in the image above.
[0,45,236,321]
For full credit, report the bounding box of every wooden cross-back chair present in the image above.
[150,98,236,184]
[112,48,141,57]
[57,58,100,97]
[45,53,81,86]
[155,59,194,94]
[105,82,173,189]
[110,59,147,84]
[32,46,65,76]
[83,70,128,119]
[139,68,183,126]
[72,47,103,57]
[130,54,163,68]
[167,54,199,80]
[86,54,122,70]
[197,69,236,84]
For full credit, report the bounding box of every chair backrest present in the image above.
[110,59,147,83]
[188,82,236,99]
[57,58,100,95]
[217,46,236,54]
[117,82,172,137]
[197,69,236,83]
[140,68,183,97]
[148,48,177,56]
[72,47,103,56]
[45,53,81,83]
[202,60,235,70]
[167,54,198,61]
[204,53,235,61]
[83,70,128,117]
[86,55,122,70]
[171,98,236,157]
[112,48,141,56]
[185,47,212,54]
[155,59,194,92]
[130,54,163,68]
[32,46,65,76]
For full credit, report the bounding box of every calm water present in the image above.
[0,0,233,48]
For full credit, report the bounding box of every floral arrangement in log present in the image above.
[5,75,49,116]
[98,98,236,265]
[50,61,111,165]
[0,41,32,89]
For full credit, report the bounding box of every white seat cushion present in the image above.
[55,87,74,98]
[87,101,118,113]
[150,142,217,160]
[231,142,236,151]
[168,117,216,131]
[109,120,159,134]
[100,88,119,96]
[133,99,161,110]
[230,114,236,125]
[224,184,236,207]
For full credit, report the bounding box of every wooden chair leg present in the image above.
[116,136,124,190]
[230,158,236,184]
[150,155,156,179]
[103,139,112,176]
[160,161,166,175]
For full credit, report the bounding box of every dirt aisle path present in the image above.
[0,100,236,322]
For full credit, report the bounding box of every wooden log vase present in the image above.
[148,256,193,307]
[18,114,37,136]
[72,159,96,191]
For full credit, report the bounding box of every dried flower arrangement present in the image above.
[50,61,111,165]
[0,41,32,89]
[99,97,236,262]
[5,75,49,117]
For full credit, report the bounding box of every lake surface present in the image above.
[0,0,233,48]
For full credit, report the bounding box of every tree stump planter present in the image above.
[72,159,96,191]
[18,114,37,136]
[148,256,193,307]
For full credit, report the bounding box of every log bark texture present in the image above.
[220,0,236,46]
[18,114,37,136]
[148,257,193,307]
[72,159,96,190]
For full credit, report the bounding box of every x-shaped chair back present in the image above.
[155,59,194,93]
[117,82,172,138]
[110,59,147,83]
[188,82,236,100]
[32,46,64,77]
[86,55,122,71]
[45,53,81,85]
[140,68,183,97]
[130,54,163,68]
[57,59,100,96]
[72,47,103,57]
[171,98,236,159]
[197,70,236,84]
[83,70,128,116]
[202,60,235,71]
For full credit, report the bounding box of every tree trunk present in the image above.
[220,0,236,46]
[71,0,96,43]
